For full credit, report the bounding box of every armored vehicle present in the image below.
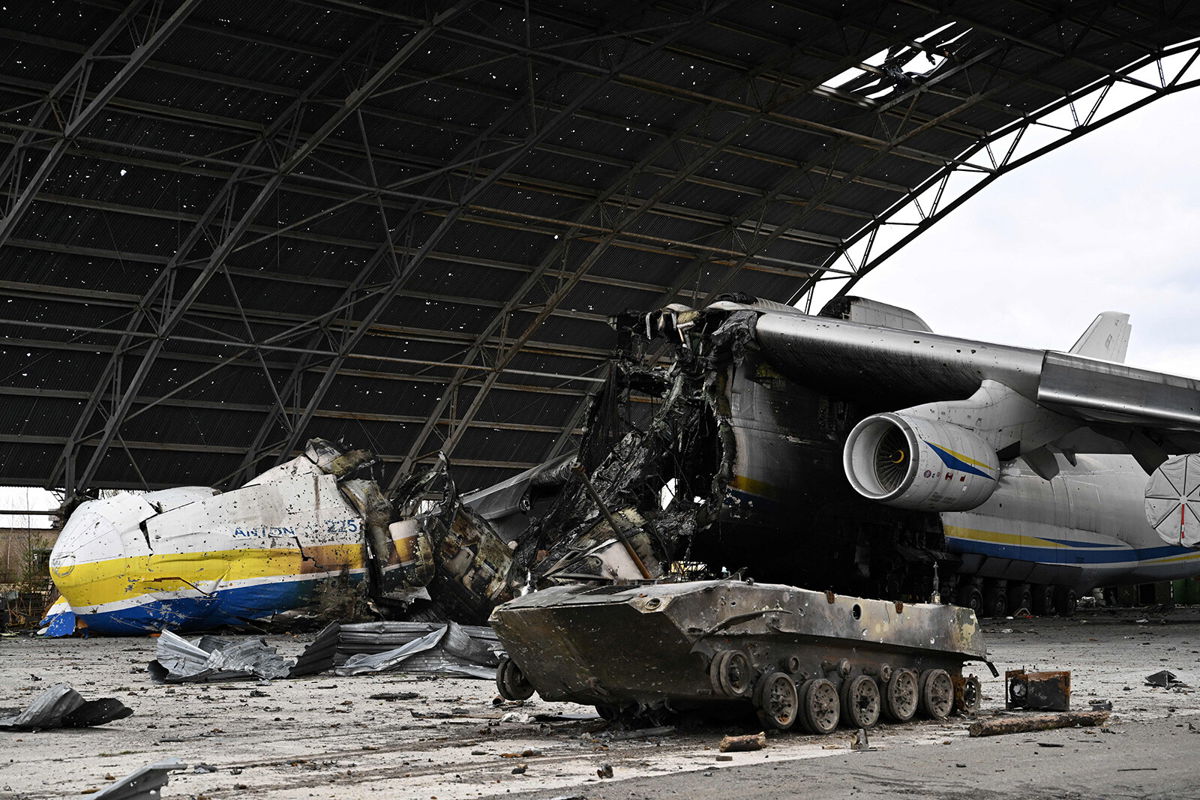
[491,579,994,732]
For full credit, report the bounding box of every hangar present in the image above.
[2,0,1199,502]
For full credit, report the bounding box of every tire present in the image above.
[956,582,983,613]
[1031,584,1055,615]
[1007,582,1033,616]
[1054,586,1078,617]
[981,580,1008,618]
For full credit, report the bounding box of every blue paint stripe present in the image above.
[925,442,994,480]
[947,536,1195,565]
[51,575,364,636]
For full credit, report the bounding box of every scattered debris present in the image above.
[1089,699,1113,711]
[968,711,1109,737]
[715,755,733,762]
[0,683,132,731]
[719,732,767,752]
[90,759,185,800]
[192,763,218,774]
[597,763,614,779]
[605,726,676,741]
[148,631,292,683]
[852,728,873,751]
[1006,669,1071,711]
[1144,670,1188,688]
[333,621,500,678]
[369,692,420,701]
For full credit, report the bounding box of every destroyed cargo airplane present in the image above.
[44,295,1200,633]
[508,294,1200,618]
[43,440,413,635]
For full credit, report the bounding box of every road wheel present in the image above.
[708,649,754,698]
[496,655,535,701]
[954,674,981,714]
[919,668,954,720]
[798,678,840,734]
[881,669,918,722]
[839,674,881,728]
[754,671,799,731]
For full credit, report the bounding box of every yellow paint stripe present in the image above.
[943,525,1067,550]
[52,542,365,608]
[729,474,779,499]
[933,444,993,472]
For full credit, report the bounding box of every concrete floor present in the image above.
[1,607,1198,800]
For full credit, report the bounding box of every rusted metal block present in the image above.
[1005,668,1070,711]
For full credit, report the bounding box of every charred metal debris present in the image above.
[385,294,954,623]
[148,622,500,683]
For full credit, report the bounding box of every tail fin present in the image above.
[1069,312,1131,362]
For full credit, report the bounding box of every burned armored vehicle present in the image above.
[491,579,991,731]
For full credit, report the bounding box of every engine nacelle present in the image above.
[843,413,1000,511]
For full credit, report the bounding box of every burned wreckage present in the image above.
[48,295,1200,635]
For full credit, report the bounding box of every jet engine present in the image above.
[843,413,1000,512]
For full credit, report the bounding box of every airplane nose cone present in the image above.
[48,498,140,611]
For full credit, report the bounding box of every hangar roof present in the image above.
[1,0,1199,497]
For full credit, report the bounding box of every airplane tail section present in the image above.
[1069,311,1130,362]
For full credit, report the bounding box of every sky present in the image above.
[832,88,1200,378]
[4,84,1199,529]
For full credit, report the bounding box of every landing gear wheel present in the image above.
[981,581,1008,618]
[881,669,918,722]
[753,671,799,730]
[1031,584,1055,616]
[1007,582,1033,616]
[919,668,954,720]
[496,655,535,701]
[956,582,983,613]
[839,675,881,728]
[798,678,840,734]
[708,649,754,698]
[954,674,981,714]
[1054,587,1078,617]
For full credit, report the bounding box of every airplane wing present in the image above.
[727,303,1200,468]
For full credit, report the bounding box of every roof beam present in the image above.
[0,0,199,249]
[399,2,922,482]
[54,4,478,497]
[248,3,735,481]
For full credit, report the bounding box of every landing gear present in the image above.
[1054,587,1078,617]
[1007,582,1033,615]
[981,579,1008,618]
[956,581,983,613]
[1031,584,1056,615]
